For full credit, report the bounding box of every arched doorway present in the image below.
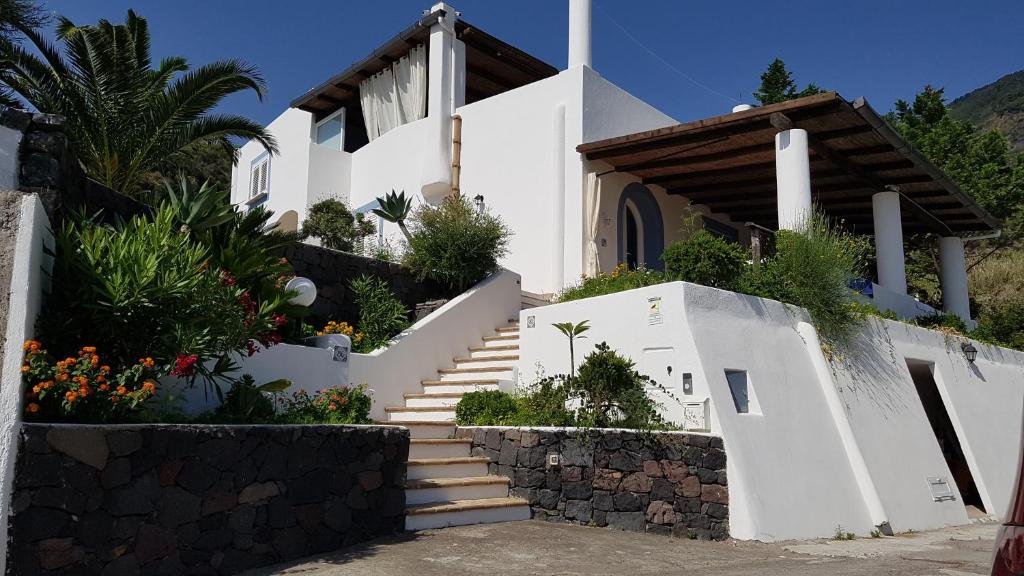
[617,183,664,270]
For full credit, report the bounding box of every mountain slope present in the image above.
[950,70,1024,150]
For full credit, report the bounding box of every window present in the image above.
[249,155,270,201]
[725,370,759,414]
[315,108,345,151]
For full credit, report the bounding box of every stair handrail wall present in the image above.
[351,269,522,421]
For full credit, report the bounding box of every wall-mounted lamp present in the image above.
[961,342,978,364]
[285,277,317,307]
[473,194,485,212]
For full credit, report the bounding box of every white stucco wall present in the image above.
[0,125,22,190]
[232,107,314,222]
[0,194,53,575]
[306,142,352,209]
[517,282,1024,541]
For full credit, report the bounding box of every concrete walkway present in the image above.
[242,520,998,576]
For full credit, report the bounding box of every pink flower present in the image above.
[220,272,237,287]
[273,314,288,328]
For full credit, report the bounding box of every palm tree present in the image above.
[0,10,277,196]
[372,189,414,241]
[0,0,46,107]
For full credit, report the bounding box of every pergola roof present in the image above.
[291,12,558,120]
[577,93,1000,234]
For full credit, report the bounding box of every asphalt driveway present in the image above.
[242,520,998,576]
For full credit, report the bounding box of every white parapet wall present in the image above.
[351,269,522,422]
[517,282,1024,541]
[0,194,53,575]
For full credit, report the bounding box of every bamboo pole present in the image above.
[451,114,462,198]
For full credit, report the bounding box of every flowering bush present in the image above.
[21,341,158,422]
[276,385,372,424]
[37,208,295,396]
[316,320,364,348]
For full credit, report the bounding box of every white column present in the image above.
[939,236,971,322]
[568,0,592,69]
[775,128,812,230]
[872,191,907,295]
[421,4,456,203]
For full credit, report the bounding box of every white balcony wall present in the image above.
[307,142,352,209]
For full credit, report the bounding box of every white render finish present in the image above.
[774,128,812,230]
[568,0,592,68]
[517,282,1024,540]
[872,191,908,295]
[0,195,53,575]
[939,236,971,323]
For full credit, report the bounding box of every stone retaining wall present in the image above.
[457,427,729,540]
[8,424,408,575]
[282,243,447,325]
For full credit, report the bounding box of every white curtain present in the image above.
[359,43,427,141]
[585,172,602,276]
[395,44,426,125]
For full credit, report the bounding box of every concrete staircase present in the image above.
[382,323,530,530]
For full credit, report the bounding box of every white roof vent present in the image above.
[732,104,754,113]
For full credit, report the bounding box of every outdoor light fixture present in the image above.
[285,277,317,307]
[961,342,978,364]
[473,194,485,212]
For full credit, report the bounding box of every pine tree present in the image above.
[753,58,823,105]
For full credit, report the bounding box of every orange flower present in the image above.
[142,380,157,393]
[25,403,39,414]
[141,357,155,369]
[82,346,96,354]
[101,365,111,373]
[65,391,78,402]
[116,386,127,395]
[20,365,29,373]
[56,373,68,382]
[99,384,110,391]
[31,385,41,394]
[96,375,106,383]
[328,403,338,411]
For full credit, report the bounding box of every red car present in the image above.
[993,417,1024,575]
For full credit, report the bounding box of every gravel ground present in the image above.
[242,520,999,576]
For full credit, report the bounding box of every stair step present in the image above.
[409,438,472,459]
[482,334,519,342]
[495,325,520,333]
[438,366,514,374]
[454,355,519,364]
[407,457,490,480]
[420,380,501,394]
[405,475,510,505]
[438,366,514,382]
[404,392,463,408]
[468,344,519,352]
[378,421,455,439]
[405,497,530,530]
[385,406,455,422]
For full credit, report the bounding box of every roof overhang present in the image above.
[290,12,558,120]
[577,92,1000,235]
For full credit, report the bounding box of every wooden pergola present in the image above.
[576,93,1000,235]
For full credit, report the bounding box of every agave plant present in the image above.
[372,190,413,241]
[0,10,276,195]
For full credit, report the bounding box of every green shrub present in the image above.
[567,342,668,429]
[455,390,520,425]
[557,264,665,302]
[38,208,288,393]
[737,213,864,345]
[661,230,748,289]
[276,385,372,424]
[915,312,968,333]
[972,299,1024,350]
[404,196,511,293]
[214,374,290,423]
[349,275,410,352]
[513,378,575,427]
[301,198,375,252]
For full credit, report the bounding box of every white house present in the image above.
[226,1,1024,539]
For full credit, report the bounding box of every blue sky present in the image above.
[42,0,1024,126]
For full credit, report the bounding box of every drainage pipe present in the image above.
[451,114,462,198]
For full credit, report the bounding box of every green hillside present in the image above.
[950,70,1024,150]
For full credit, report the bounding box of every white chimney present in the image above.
[568,0,592,69]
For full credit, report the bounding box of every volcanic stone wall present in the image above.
[8,424,408,575]
[457,427,729,540]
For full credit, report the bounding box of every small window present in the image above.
[725,370,758,414]
[315,109,345,151]
[249,155,270,201]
